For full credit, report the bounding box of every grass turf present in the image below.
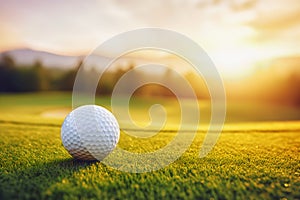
[0,92,300,199]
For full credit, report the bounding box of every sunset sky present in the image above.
[0,0,300,77]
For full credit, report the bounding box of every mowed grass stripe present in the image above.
[0,119,61,127]
[1,119,300,134]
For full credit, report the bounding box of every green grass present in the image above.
[0,92,300,199]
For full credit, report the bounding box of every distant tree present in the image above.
[279,73,300,106]
[97,71,115,95]
[97,63,138,96]
[58,68,77,91]
[0,55,17,92]
[0,56,53,92]
[57,60,82,91]
[12,67,40,91]
[33,60,49,91]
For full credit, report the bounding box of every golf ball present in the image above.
[61,105,120,161]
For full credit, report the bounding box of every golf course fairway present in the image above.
[0,93,299,199]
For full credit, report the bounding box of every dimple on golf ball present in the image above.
[61,105,120,161]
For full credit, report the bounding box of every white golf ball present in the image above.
[61,105,120,161]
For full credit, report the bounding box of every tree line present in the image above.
[1,54,299,106]
[0,55,209,98]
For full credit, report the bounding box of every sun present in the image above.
[209,43,273,79]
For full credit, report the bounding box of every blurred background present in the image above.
[0,0,299,122]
